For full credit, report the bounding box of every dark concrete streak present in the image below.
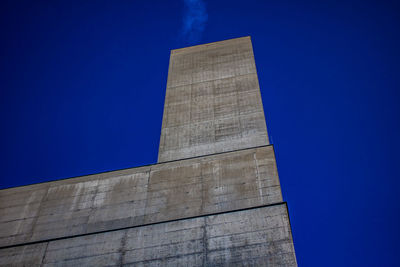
[27,188,48,242]
[202,217,208,266]
[118,230,127,266]
[39,241,49,267]
[141,168,152,225]
[84,180,100,233]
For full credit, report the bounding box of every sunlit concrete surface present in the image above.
[158,37,269,162]
[0,37,296,266]
[0,204,296,266]
[0,146,281,247]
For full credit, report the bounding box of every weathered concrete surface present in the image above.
[0,145,281,247]
[0,37,296,266]
[0,243,47,266]
[0,204,296,267]
[158,36,269,162]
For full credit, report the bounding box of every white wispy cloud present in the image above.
[181,0,208,43]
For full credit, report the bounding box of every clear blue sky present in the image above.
[1,1,399,266]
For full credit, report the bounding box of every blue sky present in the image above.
[1,0,399,266]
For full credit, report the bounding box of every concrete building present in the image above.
[0,37,297,266]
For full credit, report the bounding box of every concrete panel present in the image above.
[205,205,297,266]
[144,146,282,225]
[0,145,281,247]
[0,243,47,267]
[158,37,269,162]
[42,230,125,266]
[0,204,296,266]
[123,218,205,266]
[0,185,50,247]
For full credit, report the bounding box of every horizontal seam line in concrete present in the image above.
[161,111,265,129]
[156,143,271,163]
[0,201,287,250]
[0,144,273,191]
[166,72,257,89]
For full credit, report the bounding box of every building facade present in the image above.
[0,37,297,266]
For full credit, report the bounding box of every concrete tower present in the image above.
[0,37,297,266]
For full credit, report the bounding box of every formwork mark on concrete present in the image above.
[39,240,49,267]
[253,152,264,203]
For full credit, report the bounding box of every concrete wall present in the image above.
[0,145,281,248]
[0,37,296,266]
[158,37,269,162]
[0,204,296,267]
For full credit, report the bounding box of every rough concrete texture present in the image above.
[0,204,296,267]
[0,145,281,247]
[0,37,296,266]
[0,243,47,266]
[158,37,269,162]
